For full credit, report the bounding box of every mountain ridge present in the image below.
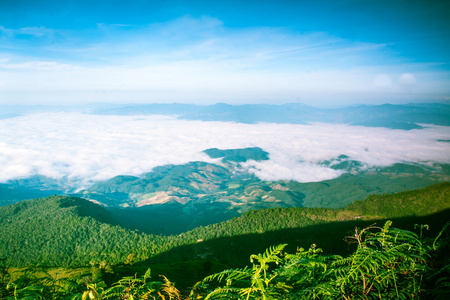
[1,102,449,129]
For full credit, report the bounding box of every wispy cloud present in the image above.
[0,26,57,38]
[1,16,449,105]
[0,113,449,187]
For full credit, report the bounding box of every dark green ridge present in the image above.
[203,147,270,163]
[1,183,449,268]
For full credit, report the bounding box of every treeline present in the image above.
[1,221,449,299]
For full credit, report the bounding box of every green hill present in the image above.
[77,160,449,211]
[203,147,270,163]
[0,196,166,267]
[1,183,449,269]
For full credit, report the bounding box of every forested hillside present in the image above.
[1,183,449,269]
[0,196,166,266]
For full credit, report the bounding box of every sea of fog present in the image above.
[1,112,449,188]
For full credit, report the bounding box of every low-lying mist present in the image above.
[1,112,449,188]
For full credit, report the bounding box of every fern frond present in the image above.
[204,286,242,299]
[251,244,287,265]
[202,267,251,285]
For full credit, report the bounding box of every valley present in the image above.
[1,147,449,235]
[1,104,449,298]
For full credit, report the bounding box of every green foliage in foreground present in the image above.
[1,221,449,299]
[194,221,449,299]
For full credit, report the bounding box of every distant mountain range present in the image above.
[1,102,450,129]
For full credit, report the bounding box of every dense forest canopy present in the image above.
[1,183,449,268]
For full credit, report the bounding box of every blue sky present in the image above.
[0,0,449,106]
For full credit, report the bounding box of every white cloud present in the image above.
[16,26,56,37]
[374,74,392,88]
[0,113,449,188]
[399,73,416,86]
[2,16,449,105]
[398,72,417,93]
[241,160,345,183]
[1,61,77,70]
[0,26,55,37]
